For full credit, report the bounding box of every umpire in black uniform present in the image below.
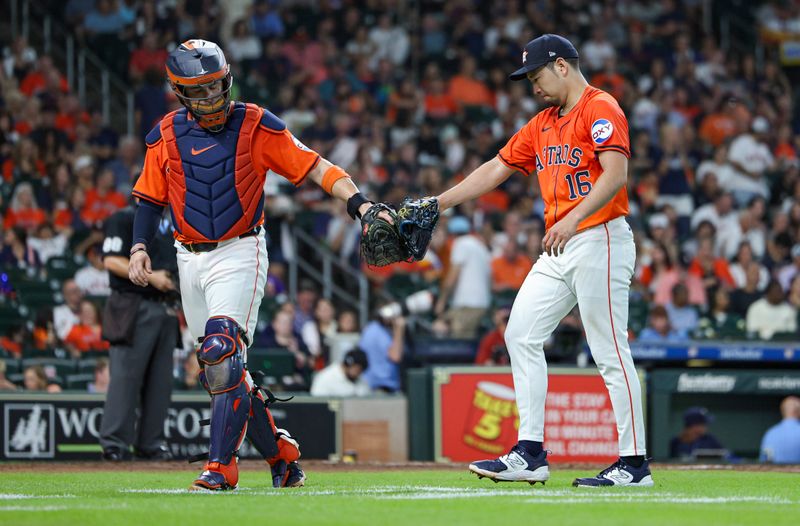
[99,205,179,460]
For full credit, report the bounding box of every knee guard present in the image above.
[197,316,252,465]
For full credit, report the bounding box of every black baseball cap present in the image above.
[509,34,580,81]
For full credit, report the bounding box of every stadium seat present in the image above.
[247,347,296,384]
[46,256,81,281]
[1,358,21,375]
[77,358,99,374]
[21,357,78,379]
[65,373,94,391]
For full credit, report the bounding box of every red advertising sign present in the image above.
[435,368,619,464]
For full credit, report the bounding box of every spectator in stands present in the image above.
[474,306,511,365]
[0,360,17,391]
[695,287,744,340]
[74,244,111,297]
[638,305,687,342]
[134,67,170,140]
[789,276,800,316]
[64,300,109,357]
[368,13,410,68]
[54,187,90,237]
[0,325,25,358]
[746,280,798,340]
[760,396,800,464]
[581,27,616,73]
[655,124,695,217]
[326,309,361,365]
[730,262,765,317]
[104,135,143,194]
[301,298,338,369]
[226,18,261,66]
[727,116,774,205]
[691,192,737,253]
[777,244,800,292]
[688,237,735,297]
[491,239,532,294]
[729,242,769,291]
[88,358,109,394]
[0,227,41,271]
[177,353,204,391]
[128,32,168,83]
[22,364,61,393]
[3,138,46,183]
[669,407,726,460]
[435,216,491,338]
[448,56,493,110]
[250,0,285,39]
[257,308,311,390]
[666,283,700,334]
[27,222,68,265]
[31,308,56,351]
[644,242,706,307]
[2,36,37,81]
[3,182,46,233]
[359,308,406,394]
[81,168,127,226]
[310,348,370,397]
[293,280,319,335]
[53,279,83,342]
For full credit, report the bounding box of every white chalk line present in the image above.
[0,494,76,500]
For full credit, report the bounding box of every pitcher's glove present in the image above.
[360,203,412,267]
[396,197,440,261]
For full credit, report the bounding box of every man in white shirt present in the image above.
[746,280,798,339]
[53,279,83,341]
[73,245,111,296]
[727,117,775,205]
[310,349,371,397]
[435,216,492,338]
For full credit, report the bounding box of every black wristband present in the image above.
[347,192,372,220]
[130,246,147,257]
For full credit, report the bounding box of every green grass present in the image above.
[1,468,799,526]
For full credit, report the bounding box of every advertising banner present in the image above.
[0,393,340,461]
[434,367,635,464]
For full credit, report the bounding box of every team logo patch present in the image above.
[591,119,613,144]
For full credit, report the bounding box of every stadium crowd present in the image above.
[0,0,799,397]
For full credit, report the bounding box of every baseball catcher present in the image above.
[359,197,440,266]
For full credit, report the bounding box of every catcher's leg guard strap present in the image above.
[198,317,251,465]
[246,390,279,459]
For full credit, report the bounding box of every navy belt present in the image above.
[181,227,261,254]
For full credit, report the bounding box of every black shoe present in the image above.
[134,445,174,461]
[102,448,132,461]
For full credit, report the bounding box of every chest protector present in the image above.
[161,102,265,242]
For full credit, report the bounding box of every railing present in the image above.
[289,226,371,329]
[9,0,135,135]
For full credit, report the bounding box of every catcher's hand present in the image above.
[360,203,412,267]
[396,197,440,261]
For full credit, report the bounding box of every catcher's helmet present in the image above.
[166,39,233,132]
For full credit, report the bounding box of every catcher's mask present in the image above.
[166,39,233,133]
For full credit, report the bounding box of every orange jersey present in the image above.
[133,102,320,244]
[497,85,630,231]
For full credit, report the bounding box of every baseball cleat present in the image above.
[190,460,239,491]
[469,446,550,484]
[572,458,654,487]
[271,460,306,488]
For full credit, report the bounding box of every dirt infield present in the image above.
[3,459,799,473]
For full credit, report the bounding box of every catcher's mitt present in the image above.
[360,203,411,267]
[396,197,440,261]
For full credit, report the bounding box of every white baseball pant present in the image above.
[176,231,269,347]
[505,216,645,456]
